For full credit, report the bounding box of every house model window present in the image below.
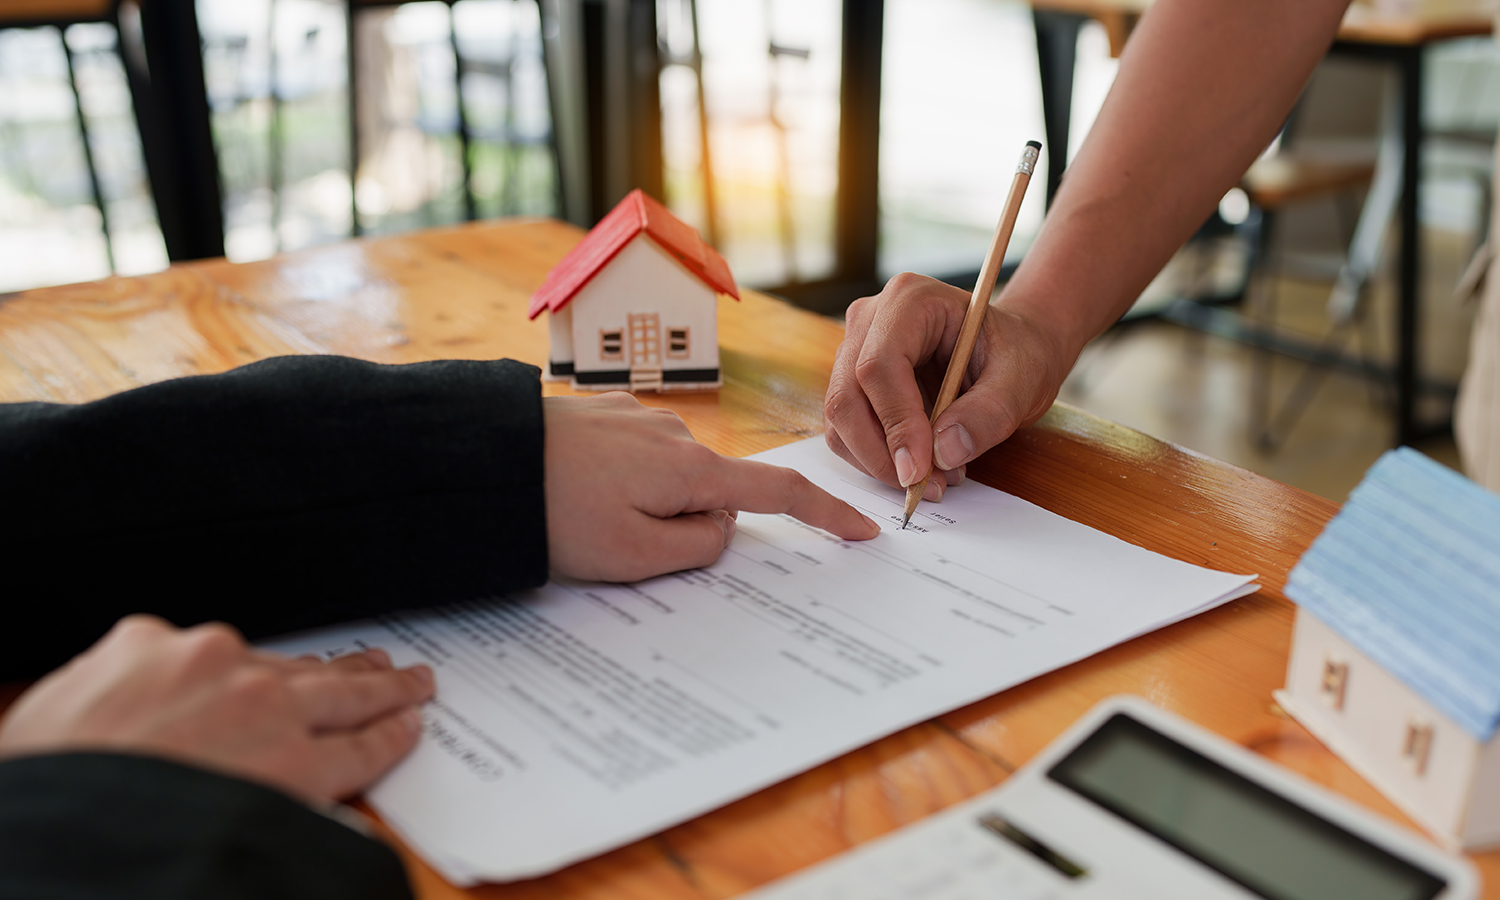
[667,327,690,358]
[600,329,623,361]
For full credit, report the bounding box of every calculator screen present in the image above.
[1048,713,1446,900]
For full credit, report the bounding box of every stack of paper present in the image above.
[1286,447,1500,740]
[268,438,1257,885]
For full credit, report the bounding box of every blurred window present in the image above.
[661,0,841,289]
[0,23,166,291]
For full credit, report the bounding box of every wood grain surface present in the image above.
[1,218,1493,896]
[0,0,114,26]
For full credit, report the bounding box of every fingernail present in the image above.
[724,512,737,546]
[933,424,975,471]
[893,446,916,486]
[862,514,880,536]
[400,707,425,731]
[949,465,966,486]
[923,479,944,502]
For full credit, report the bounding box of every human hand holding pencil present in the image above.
[824,142,1054,519]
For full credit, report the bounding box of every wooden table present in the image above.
[0,218,1494,896]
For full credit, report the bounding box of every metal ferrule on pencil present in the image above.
[1016,143,1040,176]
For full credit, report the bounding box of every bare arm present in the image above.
[825,0,1351,492]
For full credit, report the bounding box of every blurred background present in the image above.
[1,0,1498,499]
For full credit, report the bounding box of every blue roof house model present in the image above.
[1276,447,1500,850]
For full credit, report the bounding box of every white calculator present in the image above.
[742,696,1478,900]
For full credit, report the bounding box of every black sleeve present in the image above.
[0,753,414,900]
[0,355,549,679]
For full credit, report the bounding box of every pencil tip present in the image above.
[900,514,910,530]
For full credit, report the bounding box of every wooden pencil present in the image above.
[902,140,1041,528]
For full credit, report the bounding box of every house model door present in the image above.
[627,312,663,391]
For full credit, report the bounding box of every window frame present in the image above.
[600,328,624,361]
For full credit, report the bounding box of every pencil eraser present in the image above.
[1025,140,1042,150]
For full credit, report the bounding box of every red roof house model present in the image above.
[527,189,739,320]
[531,190,739,393]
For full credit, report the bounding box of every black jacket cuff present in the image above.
[0,752,413,900]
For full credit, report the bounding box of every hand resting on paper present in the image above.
[823,273,1073,502]
[544,392,881,582]
[0,615,434,804]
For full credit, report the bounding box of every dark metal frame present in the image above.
[1033,9,1084,208]
[1330,39,1439,446]
[2,1,225,264]
[119,1,226,261]
[61,28,115,272]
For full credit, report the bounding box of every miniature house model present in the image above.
[527,189,739,392]
[1276,447,1500,850]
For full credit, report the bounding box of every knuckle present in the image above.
[601,390,639,407]
[229,666,288,709]
[823,383,856,422]
[845,295,873,321]
[179,623,247,665]
[883,270,928,294]
[852,351,890,389]
[679,439,718,470]
[653,406,688,430]
[106,614,171,650]
[114,613,167,636]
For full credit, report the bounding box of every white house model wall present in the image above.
[1277,447,1500,852]
[1277,610,1490,848]
[549,235,722,392]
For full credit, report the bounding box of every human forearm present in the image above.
[0,355,878,675]
[1002,0,1351,356]
[0,355,549,677]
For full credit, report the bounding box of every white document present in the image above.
[265,439,1257,885]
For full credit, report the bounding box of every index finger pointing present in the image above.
[693,458,880,540]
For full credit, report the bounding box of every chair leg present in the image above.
[63,26,115,273]
[346,0,361,235]
[450,2,478,222]
[269,0,284,252]
[1245,208,1277,446]
[500,4,520,217]
[1260,319,1356,450]
[1248,270,1281,448]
